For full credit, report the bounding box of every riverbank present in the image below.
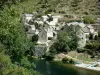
[75,62,100,71]
[32,58,100,75]
[52,61,100,74]
[53,53,100,71]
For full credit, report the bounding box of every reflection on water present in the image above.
[46,61,51,75]
[33,59,100,75]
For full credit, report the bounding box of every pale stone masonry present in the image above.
[23,13,98,56]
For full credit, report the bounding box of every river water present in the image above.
[33,59,100,75]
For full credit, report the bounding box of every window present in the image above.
[48,37,52,40]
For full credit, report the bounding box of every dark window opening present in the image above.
[48,37,52,40]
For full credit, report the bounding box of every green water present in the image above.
[33,59,100,75]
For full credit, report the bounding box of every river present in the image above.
[33,59,100,75]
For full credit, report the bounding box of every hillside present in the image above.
[14,0,97,16]
[36,0,96,15]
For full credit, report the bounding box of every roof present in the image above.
[67,22,85,28]
[91,24,100,30]
[81,26,90,33]
[87,25,94,29]
[62,24,69,32]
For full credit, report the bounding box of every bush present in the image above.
[83,16,96,24]
[45,55,54,61]
[62,57,75,64]
[59,11,66,14]
[41,5,47,8]
[62,57,69,63]
[69,59,75,64]
[45,8,53,14]
[85,40,100,57]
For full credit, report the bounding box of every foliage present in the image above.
[0,52,11,75]
[57,31,71,52]
[49,25,80,56]
[46,43,58,60]
[0,52,32,75]
[85,40,100,57]
[48,32,71,59]
[0,1,41,75]
[71,0,82,7]
[83,16,96,24]
[0,5,41,75]
[85,41,100,51]
[50,31,71,53]
[20,56,36,69]
[69,59,75,64]
[62,57,69,63]
[66,25,81,50]
[0,0,27,8]
[62,57,75,64]
[0,6,31,62]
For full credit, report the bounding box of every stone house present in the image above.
[37,29,48,45]
[62,22,98,48]
[81,26,90,40]
[78,26,90,48]
[87,25,98,39]
[37,27,55,46]
[44,25,54,39]
[42,14,62,30]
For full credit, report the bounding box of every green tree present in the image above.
[49,31,70,54]
[0,51,41,75]
[57,31,71,52]
[0,6,30,62]
[49,25,80,55]
[67,25,80,50]
[0,0,27,8]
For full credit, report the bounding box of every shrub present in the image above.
[77,48,85,53]
[62,57,69,63]
[83,16,96,24]
[85,40,100,57]
[41,5,47,8]
[69,59,75,64]
[45,55,54,61]
[62,57,75,64]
